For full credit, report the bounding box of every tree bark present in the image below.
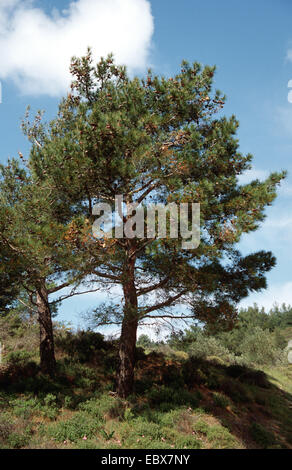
[117,255,138,398]
[36,279,56,376]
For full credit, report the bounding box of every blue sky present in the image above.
[1,0,292,333]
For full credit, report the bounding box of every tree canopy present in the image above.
[2,49,285,396]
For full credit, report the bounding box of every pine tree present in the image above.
[25,50,285,396]
[0,159,85,375]
[0,244,22,315]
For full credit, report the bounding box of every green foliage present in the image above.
[6,350,35,366]
[100,429,115,441]
[124,407,135,422]
[188,331,234,361]
[165,304,291,369]
[220,380,252,403]
[249,422,276,448]
[7,432,30,449]
[193,419,209,434]
[205,425,239,448]
[0,48,286,399]
[239,327,283,366]
[212,392,231,408]
[78,394,123,421]
[274,329,288,349]
[0,414,14,441]
[137,334,153,349]
[48,412,102,442]
[0,304,291,450]
[146,385,199,409]
[20,51,285,364]
[55,330,107,363]
[57,359,99,389]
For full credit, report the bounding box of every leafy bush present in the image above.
[137,334,153,348]
[181,358,208,387]
[55,330,107,363]
[239,369,270,389]
[147,385,199,409]
[0,414,14,441]
[205,425,239,448]
[134,377,153,394]
[193,419,209,435]
[239,327,282,366]
[212,392,230,408]
[78,394,124,421]
[249,422,276,448]
[226,364,248,379]
[6,350,34,366]
[135,347,147,362]
[161,364,184,387]
[10,397,39,419]
[48,412,102,442]
[220,380,252,403]
[188,332,233,362]
[7,432,30,449]
[57,359,99,389]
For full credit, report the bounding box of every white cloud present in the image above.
[0,0,154,96]
[237,168,269,185]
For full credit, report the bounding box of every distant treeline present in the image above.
[137,304,292,367]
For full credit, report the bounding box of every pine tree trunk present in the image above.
[117,256,138,398]
[36,279,56,376]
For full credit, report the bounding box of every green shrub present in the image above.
[55,330,107,363]
[7,432,30,449]
[147,385,199,409]
[10,393,59,420]
[161,364,184,387]
[0,414,14,441]
[134,378,153,394]
[11,397,39,419]
[63,395,75,409]
[239,369,270,389]
[226,364,248,379]
[78,394,124,421]
[220,380,251,403]
[193,419,209,435]
[249,422,276,448]
[6,350,34,366]
[181,358,208,387]
[124,407,135,422]
[188,332,233,361]
[205,425,239,448]
[57,359,99,389]
[126,417,164,440]
[212,392,231,408]
[48,412,102,442]
[173,434,201,449]
[206,371,222,390]
[239,327,281,366]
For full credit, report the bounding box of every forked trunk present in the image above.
[117,256,138,398]
[36,279,56,376]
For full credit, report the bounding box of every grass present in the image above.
[0,333,292,449]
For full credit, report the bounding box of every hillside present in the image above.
[0,325,292,450]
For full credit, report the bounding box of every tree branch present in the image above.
[137,276,170,297]
[51,287,101,304]
[140,291,187,316]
